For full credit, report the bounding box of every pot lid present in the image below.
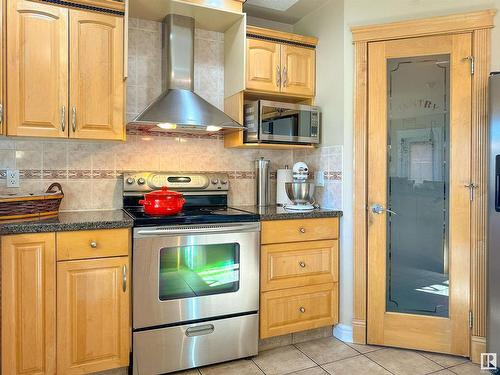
[145,186,184,198]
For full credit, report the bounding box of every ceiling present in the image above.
[243,0,329,24]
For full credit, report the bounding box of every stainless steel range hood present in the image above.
[131,14,244,132]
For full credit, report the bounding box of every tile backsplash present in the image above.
[0,19,343,212]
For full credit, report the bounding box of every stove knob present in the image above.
[137,177,146,185]
[126,177,135,185]
[221,179,228,185]
[211,179,219,185]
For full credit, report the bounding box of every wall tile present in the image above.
[0,150,16,169]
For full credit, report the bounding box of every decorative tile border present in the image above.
[0,169,343,181]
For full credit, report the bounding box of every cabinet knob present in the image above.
[299,227,306,233]
[299,307,306,313]
[299,261,306,268]
[90,241,97,248]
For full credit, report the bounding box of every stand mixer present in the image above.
[284,162,317,211]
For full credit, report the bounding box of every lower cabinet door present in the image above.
[1,233,56,375]
[260,283,338,339]
[57,256,130,374]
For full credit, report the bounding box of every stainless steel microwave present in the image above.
[243,100,320,145]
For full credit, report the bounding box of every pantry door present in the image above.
[367,34,471,356]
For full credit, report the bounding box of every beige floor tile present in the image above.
[200,359,263,375]
[346,342,382,354]
[366,348,443,375]
[448,362,488,375]
[288,366,328,375]
[295,337,359,365]
[253,345,316,375]
[322,355,391,375]
[172,369,201,375]
[419,352,469,368]
[431,371,456,375]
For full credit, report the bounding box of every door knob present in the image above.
[371,203,397,215]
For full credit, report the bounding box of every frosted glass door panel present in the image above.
[386,55,450,317]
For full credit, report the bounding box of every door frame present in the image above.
[351,9,495,362]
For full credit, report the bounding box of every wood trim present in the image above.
[352,41,368,344]
[29,0,125,15]
[247,25,318,46]
[470,28,490,347]
[351,10,495,43]
[470,335,486,364]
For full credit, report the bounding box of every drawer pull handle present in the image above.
[299,307,306,313]
[90,241,97,248]
[299,227,306,233]
[122,265,127,292]
[299,261,306,268]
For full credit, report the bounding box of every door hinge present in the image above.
[469,311,473,329]
[464,55,475,75]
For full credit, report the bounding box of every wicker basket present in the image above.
[0,183,64,220]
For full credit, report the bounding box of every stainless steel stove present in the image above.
[123,172,260,375]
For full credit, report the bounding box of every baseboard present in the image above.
[352,319,366,344]
[333,323,353,343]
[471,335,486,364]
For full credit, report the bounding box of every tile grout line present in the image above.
[361,353,399,375]
[250,357,269,375]
[418,352,469,370]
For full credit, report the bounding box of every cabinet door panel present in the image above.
[7,0,68,137]
[0,0,4,135]
[70,10,124,140]
[1,233,56,375]
[246,38,280,93]
[57,257,129,374]
[281,45,315,97]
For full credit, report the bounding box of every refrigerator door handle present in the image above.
[496,155,500,212]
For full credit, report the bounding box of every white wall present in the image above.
[292,0,500,336]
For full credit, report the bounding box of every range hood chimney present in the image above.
[131,14,244,132]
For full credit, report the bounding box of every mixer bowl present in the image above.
[285,181,315,204]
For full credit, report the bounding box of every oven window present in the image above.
[159,243,240,300]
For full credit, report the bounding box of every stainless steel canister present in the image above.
[255,157,270,206]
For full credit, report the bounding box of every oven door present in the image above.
[133,222,260,329]
[259,100,320,144]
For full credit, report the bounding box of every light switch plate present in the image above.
[6,169,20,188]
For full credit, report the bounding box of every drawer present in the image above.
[57,228,130,261]
[261,240,338,292]
[261,218,339,244]
[260,283,338,339]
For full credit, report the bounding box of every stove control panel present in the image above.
[123,172,230,192]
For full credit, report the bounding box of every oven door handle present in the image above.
[185,324,215,337]
[135,223,260,236]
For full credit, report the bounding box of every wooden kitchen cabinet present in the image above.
[245,26,317,98]
[7,0,69,138]
[69,10,125,140]
[259,217,339,338]
[57,256,130,374]
[1,233,57,375]
[280,44,316,97]
[5,0,125,140]
[0,0,5,135]
[246,38,281,93]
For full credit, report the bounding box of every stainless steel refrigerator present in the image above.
[488,73,500,370]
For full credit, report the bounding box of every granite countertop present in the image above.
[233,205,343,221]
[0,210,133,235]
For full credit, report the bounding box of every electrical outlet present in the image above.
[6,169,20,188]
[315,170,325,187]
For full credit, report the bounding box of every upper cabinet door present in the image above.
[280,45,315,97]
[246,38,281,93]
[69,10,124,140]
[7,0,68,137]
[0,0,5,135]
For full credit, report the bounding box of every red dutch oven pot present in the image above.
[139,186,186,216]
